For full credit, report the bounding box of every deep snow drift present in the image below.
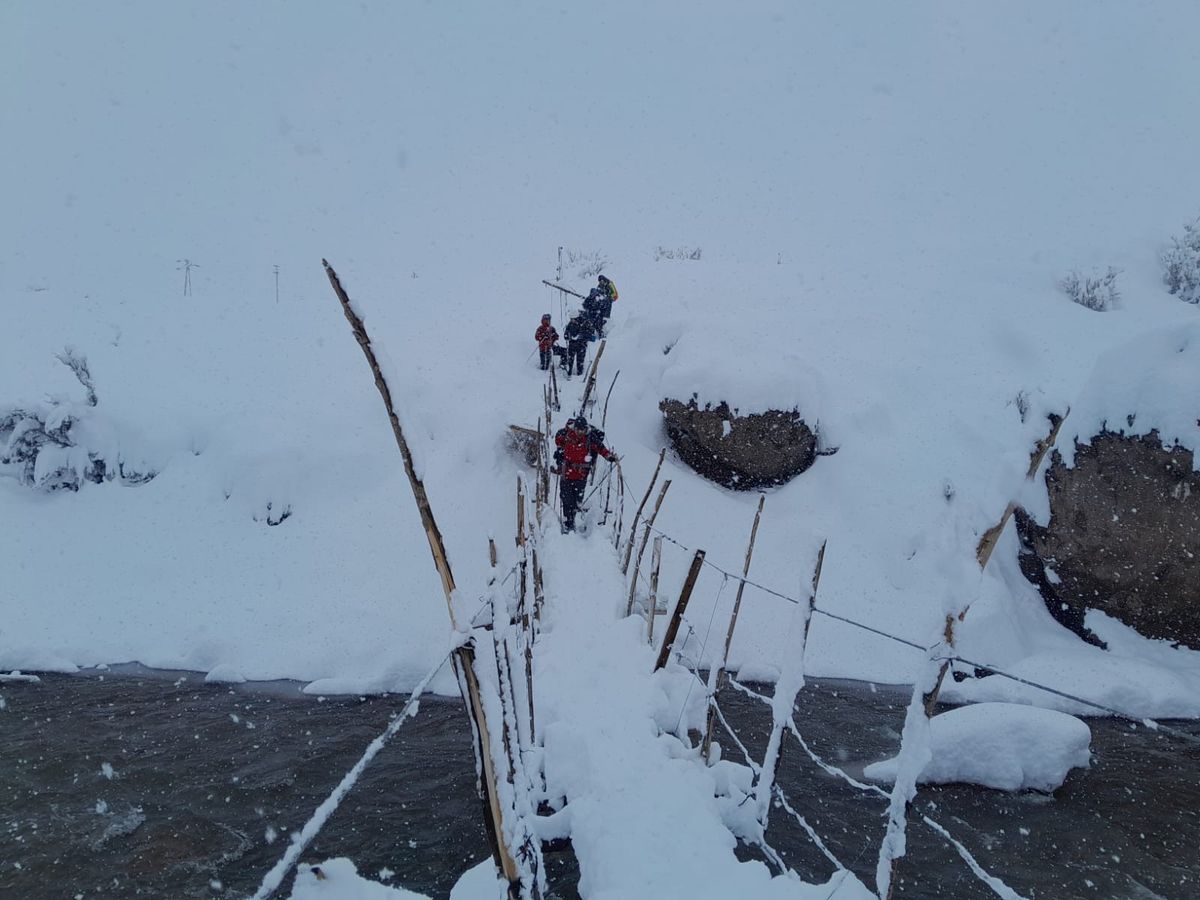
[4,2,1200,719]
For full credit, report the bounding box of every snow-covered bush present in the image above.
[1059,267,1120,312]
[0,348,155,492]
[1161,217,1200,304]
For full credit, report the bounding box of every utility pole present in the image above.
[274,264,280,304]
[177,259,199,296]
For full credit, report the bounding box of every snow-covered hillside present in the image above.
[4,1,1200,719]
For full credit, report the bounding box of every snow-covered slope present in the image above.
[3,1,1200,716]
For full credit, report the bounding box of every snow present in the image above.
[864,702,1092,793]
[3,2,1200,895]
[286,859,432,900]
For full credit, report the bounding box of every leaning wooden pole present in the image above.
[578,339,607,412]
[322,260,524,893]
[622,448,666,574]
[701,495,766,761]
[324,260,460,627]
[625,479,672,617]
[878,411,1069,900]
[654,549,705,671]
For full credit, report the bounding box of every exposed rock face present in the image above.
[1015,431,1200,649]
[659,398,817,490]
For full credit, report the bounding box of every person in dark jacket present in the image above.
[595,274,617,329]
[563,316,593,377]
[581,290,605,337]
[553,416,615,532]
[534,314,558,370]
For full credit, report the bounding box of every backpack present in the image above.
[598,276,618,301]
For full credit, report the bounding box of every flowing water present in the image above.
[1,671,1196,899]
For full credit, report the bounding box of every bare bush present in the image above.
[654,245,702,261]
[1060,267,1120,311]
[564,249,608,279]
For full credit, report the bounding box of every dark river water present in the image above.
[1,671,1197,900]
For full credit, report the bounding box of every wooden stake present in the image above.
[324,260,525,894]
[601,369,620,429]
[654,550,705,671]
[323,260,460,628]
[516,476,526,548]
[701,495,766,760]
[625,480,672,616]
[882,410,1069,899]
[489,538,498,569]
[646,535,663,643]
[578,339,607,411]
[622,449,666,574]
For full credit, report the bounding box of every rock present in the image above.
[659,397,817,490]
[1015,430,1200,649]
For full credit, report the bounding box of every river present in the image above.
[1,671,1196,899]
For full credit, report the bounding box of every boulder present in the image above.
[1015,430,1200,649]
[659,397,817,490]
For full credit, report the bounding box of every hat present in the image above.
[541,313,551,321]
[571,416,588,429]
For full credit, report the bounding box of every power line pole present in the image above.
[274,264,280,304]
[177,259,199,296]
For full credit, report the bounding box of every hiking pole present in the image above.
[541,280,586,300]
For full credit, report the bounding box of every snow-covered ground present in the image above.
[5,1,1200,720]
[7,4,1200,897]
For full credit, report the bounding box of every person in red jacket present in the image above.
[534,314,559,370]
[553,416,616,532]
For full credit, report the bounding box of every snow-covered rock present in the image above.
[864,702,1092,792]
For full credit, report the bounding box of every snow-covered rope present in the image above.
[673,576,729,735]
[726,678,1029,900]
[645,525,1200,744]
[772,784,846,871]
[246,651,453,900]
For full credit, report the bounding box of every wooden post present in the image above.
[625,480,672,616]
[455,642,521,888]
[601,369,620,429]
[622,449,666,574]
[881,411,1069,899]
[516,476,526,548]
[701,495,765,760]
[654,550,705,671]
[646,535,663,643]
[489,538,498,569]
[324,260,528,895]
[323,260,460,627]
[579,339,607,411]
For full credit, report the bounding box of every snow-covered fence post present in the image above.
[516,476,536,744]
[625,479,672,617]
[654,549,705,672]
[646,535,663,643]
[622,449,666,573]
[702,495,766,761]
[877,412,1068,899]
[749,541,824,829]
[323,260,531,897]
